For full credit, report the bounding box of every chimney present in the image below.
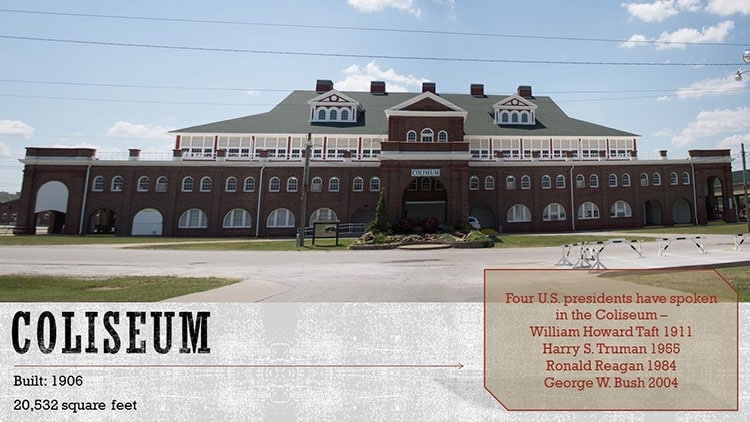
[422,82,436,93]
[315,79,334,93]
[517,85,532,97]
[659,150,667,160]
[470,84,485,97]
[370,81,386,95]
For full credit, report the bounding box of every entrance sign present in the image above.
[313,221,340,245]
[411,169,440,177]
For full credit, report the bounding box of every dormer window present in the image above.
[308,89,361,123]
[493,95,537,126]
[421,128,434,142]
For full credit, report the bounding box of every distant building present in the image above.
[12,80,737,236]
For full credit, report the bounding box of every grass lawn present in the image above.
[0,275,240,302]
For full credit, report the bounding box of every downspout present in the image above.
[78,164,92,235]
[690,162,698,224]
[255,166,266,237]
[569,165,576,231]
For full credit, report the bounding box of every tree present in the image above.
[367,189,391,233]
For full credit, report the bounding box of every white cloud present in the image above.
[107,121,173,139]
[620,20,734,49]
[672,107,750,146]
[0,141,15,158]
[622,1,680,22]
[0,120,34,137]
[706,0,750,15]
[348,0,421,16]
[336,61,430,92]
[716,133,750,149]
[674,74,746,99]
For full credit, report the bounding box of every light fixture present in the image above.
[744,49,750,64]
[734,49,750,81]
[735,70,748,82]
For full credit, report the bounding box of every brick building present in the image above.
[13,80,738,236]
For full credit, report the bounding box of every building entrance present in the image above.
[402,177,447,222]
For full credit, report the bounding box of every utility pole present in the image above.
[296,133,312,247]
[742,143,749,233]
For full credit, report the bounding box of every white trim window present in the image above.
[622,173,631,187]
[507,204,531,222]
[328,177,340,192]
[310,208,337,225]
[137,176,149,192]
[92,176,105,192]
[555,174,565,189]
[652,172,662,186]
[505,175,516,190]
[223,208,252,228]
[682,172,690,185]
[577,202,600,220]
[609,174,618,188]
[244,177,255,192]
[669,172,679,186]
[369,177,381,192]
[640,173,649,187]
[610,200,633,218]
[111,176,124,192]
[469,176,479,191]
[179,208,208,228]
[156,176,168,192]
[269,177,281,192]
[541,175,551,189]
[352,177,364,192]
[407,130,417,142]
[575,174,585,189]
[543,203,566,221]
[438,130,448,142]
[420,128,434,142]
[485,176,495,190]
[267,208,295,228]
[287,177,298,193]
[521,175,531,190]
[589,174,599,188]
[225,177,238,192]
[311,177,323,192]
[181,176,193,192]
[200,177,212,192]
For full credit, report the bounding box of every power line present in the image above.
[0,93,275,107]
[0,8,747,48]
[0,79,288,93]
[0,34,739,67]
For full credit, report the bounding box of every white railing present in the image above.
[303,223,367,238]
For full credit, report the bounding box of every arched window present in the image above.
[541,175,551,189]
[311,177,323,192]
[200,176,212,192]
[652,172,662,186]
[421,128,434,142]
[485,176,495,190]
[609,174,618,187]
[179,208,207,228]
[156,176,168,192]
[543,203,567,221]
[223,209,252,228]
[225,177,237,192]
[352,177,364,192]
[328,177,340,192]
[421,177,432,191]
[469,176,479,190]
[640,173,649,186]
[407,179,418,191]
[269,177,281,192]
[506,175,516,190]
[407,130,417,142]
[287,177,298,192]
[669,172,679,185]
[318,109,326,120]
[244,177,256,192]
[511,112,519,123]
[622,173,631,187]
[682,172,690,185]
[577,202,600,220]
[438,131,448,142]
[330,109,338,120]
[610,200,633,218]
[501,112,509,123]
[341,109,349,121]
[507,204,531,222]
[521,175,531,190]
[575,174,585,189]
[589,174,599,188]
[310,208,337,224]
[556,174,566,189]
[181,176,193,192]
[137,176,150,192]
[92,176,105,192]
[521,113,529,123]
[267,208,295,228]
[369,177,381,192]
[111,176,125,192]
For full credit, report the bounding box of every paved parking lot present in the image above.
[0,233,747,302]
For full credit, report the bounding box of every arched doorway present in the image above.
[643,200,663,225]
[402,177,447,222]
[34,181,69,234]
[470,206,496,230]
[89,208,116,234]
[132,208,163,236]
[706,176,723,220]
[672,197,692,224]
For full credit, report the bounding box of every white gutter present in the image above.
[78,164,92,235]
[569,165,576,231]
[691,162,698,224]
[255,166,266,237]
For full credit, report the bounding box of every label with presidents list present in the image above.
[484,269,738,411]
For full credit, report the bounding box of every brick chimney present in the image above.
[370,81,386,95]
[470,84,485,97]
[517,85,532,97]
[422,82,436,93]
[316,79,334,93]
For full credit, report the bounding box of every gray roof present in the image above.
[174,90,639,138]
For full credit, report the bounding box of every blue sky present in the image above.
[0,0,748,193]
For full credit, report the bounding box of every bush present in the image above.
[420,217,439,234]
[395,218,416,234]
